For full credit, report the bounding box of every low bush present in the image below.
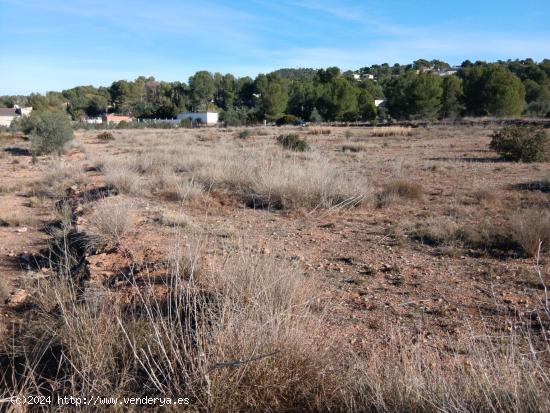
[96,131,114,141]
[342,144,366,153]
[490,125,549,162]
[510,208,550,257]
[277,134,310,152]
[153,172,204,201]
[376,180,423,207]
[275,114,297,126]
[88,198,133,244]
[525,100,550,118]
[103,163,143,195]
[238,129,253,139]
[155,209,193,228]
[410,216,461,246]
[22,112,74,155]
[0,211,35,227]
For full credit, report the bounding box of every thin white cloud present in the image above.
[1,0,549,94]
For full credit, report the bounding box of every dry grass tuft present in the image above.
[472,187,498,204]
[346,329,550,413]
[376,179,423,207]
[155,209,193,228]
[371,126,413,137]
[0,211,35,227]
[342,144,366,153]
[239,158,367,210]
[308,128,331,135]
[88,198,134,244]
[410,216,461,246]
[36,160,86,197]
[510,208,550,257]
[27,195,47,208]
[103,163,143,195]
[0,278,8,302]
[152,171,204,201]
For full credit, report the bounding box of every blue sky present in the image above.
[1,0,549,94]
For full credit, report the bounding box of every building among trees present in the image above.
[0,105,32,127]
[175,111,219,125]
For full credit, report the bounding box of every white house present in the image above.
[176,112,219,125]
[436,69,458,77]
[84,117,103,124]
[362,74,375,80]
[374,99,385,108]
[0,106,33,127]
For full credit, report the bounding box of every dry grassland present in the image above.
[0,125,549,412]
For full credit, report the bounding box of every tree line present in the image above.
[2,58,549,125]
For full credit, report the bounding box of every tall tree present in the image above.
[385,73,442,120]
[189,71,215,111]
[460,63,525,117]
[317,75,357,120]
[483,65,525,117]
[440,76,464,119]
[255,73,289,120]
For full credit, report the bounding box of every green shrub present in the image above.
[490,125,549,162]
[524,100,550,118]
[239,129,253,139]
[179,118,192,128]
[276,114,297,126]
[277,134,310,152]
[25,112,74,155]
[96,131,114,141]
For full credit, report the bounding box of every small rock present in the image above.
[16,227,28,233]
[6,289,28,307]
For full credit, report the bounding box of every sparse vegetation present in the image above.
[0,279,7,303]
[371,126,413,137]
[88,198,133,243]
[1,124,550,412]
[410,216,461,246]
[155,209,193,227]
[376,179,423,207]
[277,134,310,151]
[510,208,550,257]
[0,211,35,227]
[238,129,253,139]
[342,144,366,153]
[102,162,143,195]
[490,125,549,162]
[96,131,114,141]
[308,128,331,135]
